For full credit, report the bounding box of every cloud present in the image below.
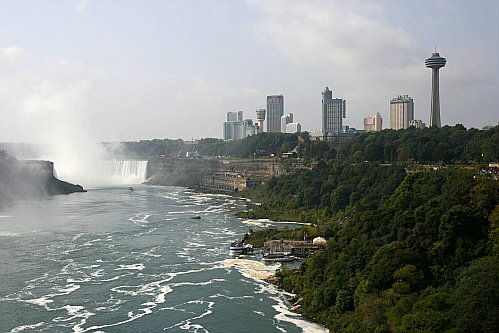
[2,45,25,58]
[75,0,89,12]
[249,0,422,68]
[246,0,498,128]
[0,46,111,185]
[0,47,98,142]
[246,0,427,124]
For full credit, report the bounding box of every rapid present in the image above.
[0,185,327,332]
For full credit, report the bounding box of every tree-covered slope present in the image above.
[240,163,499,332]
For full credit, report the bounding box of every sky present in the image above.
[1,0,498,144]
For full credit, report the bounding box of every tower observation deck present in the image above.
[256,109,266,134]
[425,52,446,128]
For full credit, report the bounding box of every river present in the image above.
[0,185,328,332]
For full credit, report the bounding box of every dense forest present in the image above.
[107,124,498,164]
[239,160,499,332]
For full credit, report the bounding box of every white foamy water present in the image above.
[97,160,148,185]
[0,185,328,333]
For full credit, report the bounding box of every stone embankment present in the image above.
[146,157,313,192]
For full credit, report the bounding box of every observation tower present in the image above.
[425,51,446,127]
[256,109,266,133]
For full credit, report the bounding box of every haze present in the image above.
[1,0,498,144]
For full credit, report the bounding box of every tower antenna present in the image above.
[435,44,437,52]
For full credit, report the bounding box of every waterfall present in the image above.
[100,160,148,184]
[98,160,148,185]
[52,159,148,187]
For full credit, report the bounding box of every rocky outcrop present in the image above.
[0,151,85,203]
[146,157,313,190]
[146,158,219,187]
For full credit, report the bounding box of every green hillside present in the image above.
[237,128,499,332]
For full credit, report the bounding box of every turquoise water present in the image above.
[0,186,327,332]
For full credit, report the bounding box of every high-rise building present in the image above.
[286,122,301,133]
[425,52,446,127]
[409,119,426,129]
[280,113,293,133]
[256,109,266,133]
[266,95,284,133]
[227,111,243,122]
[364,112,383,131]
[243,119,259,137]
[223,112,257,140]
[390,95,414,130]
[322,87,346,139]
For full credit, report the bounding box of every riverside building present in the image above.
[266,95,284,133]
[322,87,346,140]
[390,95,414,130]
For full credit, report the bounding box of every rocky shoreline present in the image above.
[264,274,304,314]
[0,151,86,204]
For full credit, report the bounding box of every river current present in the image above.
[0,185,328,332]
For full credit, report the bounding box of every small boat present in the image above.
[243,243,254,254]
[128,187,133,192]
[229,241,245,255]
[229,241,254,255]
[262,254,296,262]
[191,215,201,219]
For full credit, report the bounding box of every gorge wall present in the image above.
[146,157,312,190]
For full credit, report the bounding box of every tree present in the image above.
[448,256,499,332]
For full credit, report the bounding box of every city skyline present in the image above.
[0,0,498,144]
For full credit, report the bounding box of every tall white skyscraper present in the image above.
[266,95,284,133]
[390,95,414,130]
[322,87,346,139]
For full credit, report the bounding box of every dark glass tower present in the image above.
[425,52,446,128]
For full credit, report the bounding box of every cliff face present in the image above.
[0,151,85,203]
[146,157,312,190]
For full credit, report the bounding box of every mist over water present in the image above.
[1,140,145,188]
[0,57,137,188]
